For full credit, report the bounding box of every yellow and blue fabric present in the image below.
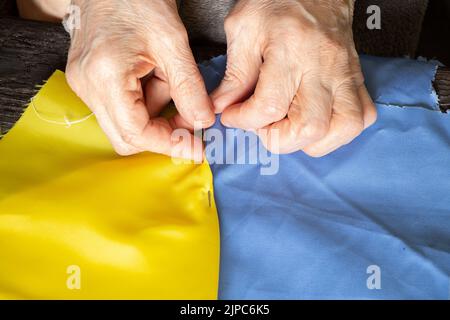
[0,71,220,299]
[1,55,449,300]
[202,55,450,299]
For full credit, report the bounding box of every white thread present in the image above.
[31,97,94,128]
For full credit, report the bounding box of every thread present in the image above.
[31,97,94,128]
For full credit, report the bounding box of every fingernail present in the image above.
[211,89,231,113]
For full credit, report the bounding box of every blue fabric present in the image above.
[361,55,440,111]
[199,55,450,299]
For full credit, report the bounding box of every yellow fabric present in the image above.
[0,71,220,299]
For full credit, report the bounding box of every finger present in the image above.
[221,55,299,130]
[303,83,365,157]
[144,69,172,117]
[145,117,204,160]
[210,38,262,113]
[258,77,332,154]
[358,85,377,129]
[93,108,141,156]
[163,46,215,128]
[66,62,140,156]
[106,74,202,160]
[169,113,195,131]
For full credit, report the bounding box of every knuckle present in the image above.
[258,96,287,119]
[276,15,306,34]
[365,103,378,127]
[261,103,286,119]
[303,146,325,158]
[112,143,136,156]
[319,36,351,68]
[341,112,365,138]
[79,45,117,78]
[264,44,292,64]
[153,20,190,51]
[224,13,239,34]
[224,10,255,37]
[320,33,348,53]
[118,128,140,147]
[297,120,329,141]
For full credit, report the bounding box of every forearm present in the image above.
[17,0,71,22]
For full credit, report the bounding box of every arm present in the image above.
[17,0,70,22]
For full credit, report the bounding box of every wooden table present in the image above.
[0,16,448,137]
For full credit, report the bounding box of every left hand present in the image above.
[211,0,377,157]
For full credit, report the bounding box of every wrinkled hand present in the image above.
[66,0,215,159]
[211,0,377,156]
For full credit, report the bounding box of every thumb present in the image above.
[211,38,262,113]
[162,44,216,128]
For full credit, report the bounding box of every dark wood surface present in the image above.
[0,17,69,136]
[435,68,450,112]
[0,16,448,137]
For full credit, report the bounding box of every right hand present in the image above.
[66,0,215,159]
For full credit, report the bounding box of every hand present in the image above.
[66,0,215,159]
[211,0,377,157]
